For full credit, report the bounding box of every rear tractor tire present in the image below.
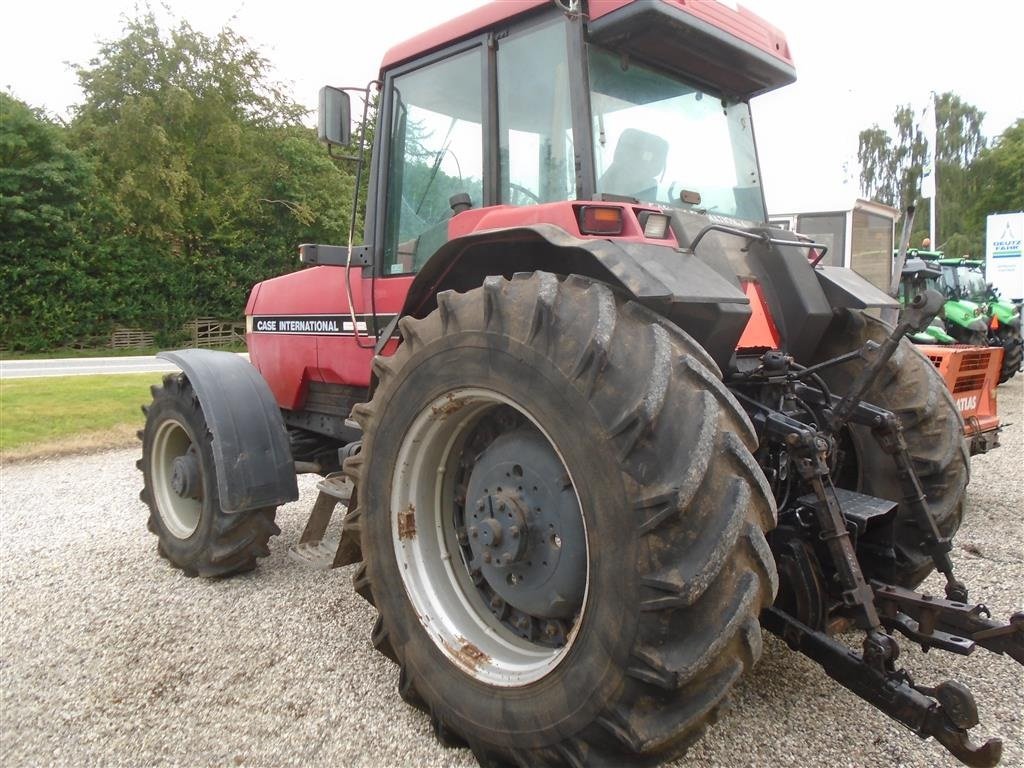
[813,309,969,589]
[138,373,280,577]
[346,272,778,766]
[995,327,1021,384]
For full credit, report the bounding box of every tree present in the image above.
[68,12,356,334]
[858,105,926,211]
[962,119,1024,245]
[858,92,986,249]
[0,94,98,350]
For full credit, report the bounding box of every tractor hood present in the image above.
[944,299,988,332]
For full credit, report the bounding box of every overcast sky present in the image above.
[2,0,1022,213]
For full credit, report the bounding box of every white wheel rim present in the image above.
[151,418,202,539]
[391,388,589,687]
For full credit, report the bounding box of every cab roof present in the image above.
[380,0,794,78]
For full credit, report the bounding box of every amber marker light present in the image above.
[578,206,624,235]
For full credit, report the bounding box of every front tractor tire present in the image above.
[138,373,280,577]
[346,273,778,766]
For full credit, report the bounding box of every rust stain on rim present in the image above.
[452,636,489,670]
[430,392,464,417]
[398,503,417,540]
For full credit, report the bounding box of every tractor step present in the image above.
[317,474,354,502]
[287,472,354,568]
[288,536,342,569]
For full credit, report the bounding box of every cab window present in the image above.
[497,20,574,205]
[383,48,484,275]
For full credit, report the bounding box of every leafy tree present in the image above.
[962,119,1024,249]
[858,92,986,249]
[68,12,356,333]
[971,119,1024,214]
[858,105,927,211]
[0,94,98,350]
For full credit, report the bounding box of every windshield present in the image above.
[956,267,988,300]
[588,46,765,222]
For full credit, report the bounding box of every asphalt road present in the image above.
[2,378,1022,768]
[0,356,179,379]
[0,354,248,379]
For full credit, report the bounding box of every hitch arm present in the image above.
[873,582,1024,666]
[763,607,1004,768]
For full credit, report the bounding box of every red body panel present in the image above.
[380,0,549,72]
[246,201,683,409]
[380,0,792,74]
[246,265,412,407]
[447,201,672,244]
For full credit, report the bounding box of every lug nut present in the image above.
[509,525,520,539]
[482,552,492,564]
[469,526,479,539]
[499,502,506,512]
[501,553,514,566]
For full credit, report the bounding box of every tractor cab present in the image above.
[318,0,794,276]
[939,257,990,303]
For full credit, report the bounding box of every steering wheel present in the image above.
[508,183,542,205]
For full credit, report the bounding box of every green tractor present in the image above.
[939,257,1022,383]
[898,256,957,344]
[898,249,990,346]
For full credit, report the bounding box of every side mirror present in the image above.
[318,86,351,147]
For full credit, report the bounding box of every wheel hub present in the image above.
[170,450,201,500]
[464,427,586,620]
[468,492,529,565]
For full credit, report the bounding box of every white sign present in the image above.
[986,212,1024,301]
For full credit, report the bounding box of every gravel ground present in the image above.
[2,378,1021,768]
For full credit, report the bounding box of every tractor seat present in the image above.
[598,128,669,201]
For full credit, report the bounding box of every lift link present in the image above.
[759,410,892,666]
[763,607,1004,768]
[795,400,966,602]
[794,379,969,603]
[869,412,969,602]
[794,290,969,602]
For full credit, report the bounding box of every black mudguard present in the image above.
[401,217,900,369]
[158,349,298,513]
[401,223,751,370]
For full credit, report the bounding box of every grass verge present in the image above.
[1,373,162,462]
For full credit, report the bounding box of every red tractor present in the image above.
[138,2,1023,766]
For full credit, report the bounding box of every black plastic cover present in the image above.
[815,266,900,310]
[401,223,752,370]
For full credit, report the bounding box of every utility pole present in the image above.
[921,92,937,247]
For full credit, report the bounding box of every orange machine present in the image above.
[918,344,1003,454]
